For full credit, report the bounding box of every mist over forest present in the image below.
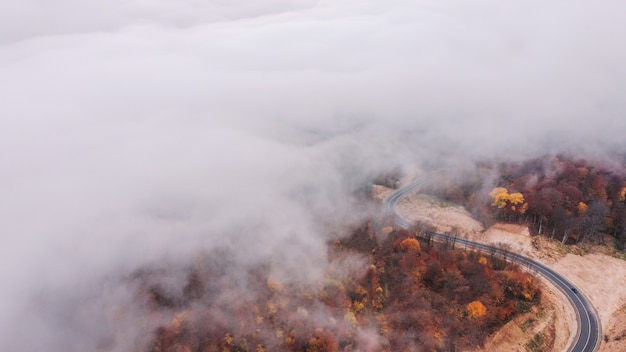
[2,1,626,350]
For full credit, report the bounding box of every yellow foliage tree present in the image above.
[466,300,487,318]
[507,192,525,206]
[489,188,527,214]
[489,187,510,208]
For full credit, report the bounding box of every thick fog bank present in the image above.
[1,0,626,350]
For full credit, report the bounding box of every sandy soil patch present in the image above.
[395,193,484,235]
[475,224,535,258]
[371,184,395,200]
[379,184,626,351]
[604,304,626,351]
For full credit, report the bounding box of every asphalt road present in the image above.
[384,178,600,352]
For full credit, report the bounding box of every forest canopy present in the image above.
[138,221,540,352]
[427,154,626,249]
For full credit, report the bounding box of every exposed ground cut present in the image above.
[474,284,573,352]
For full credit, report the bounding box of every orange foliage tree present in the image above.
[466,300,487,318]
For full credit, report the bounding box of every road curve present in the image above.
[384,177,600,352]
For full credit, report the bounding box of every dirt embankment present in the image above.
[477,285,574,352]
[373,184,626,351]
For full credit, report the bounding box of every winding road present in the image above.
[384,178,601,352]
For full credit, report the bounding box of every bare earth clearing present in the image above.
[372,185,626,351]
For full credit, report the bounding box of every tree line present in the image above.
[430,154,626,248]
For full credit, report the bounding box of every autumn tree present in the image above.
[467,300,487,318]
[579,200,609,245]
[398,238,421,253]
[489,187,528,221]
